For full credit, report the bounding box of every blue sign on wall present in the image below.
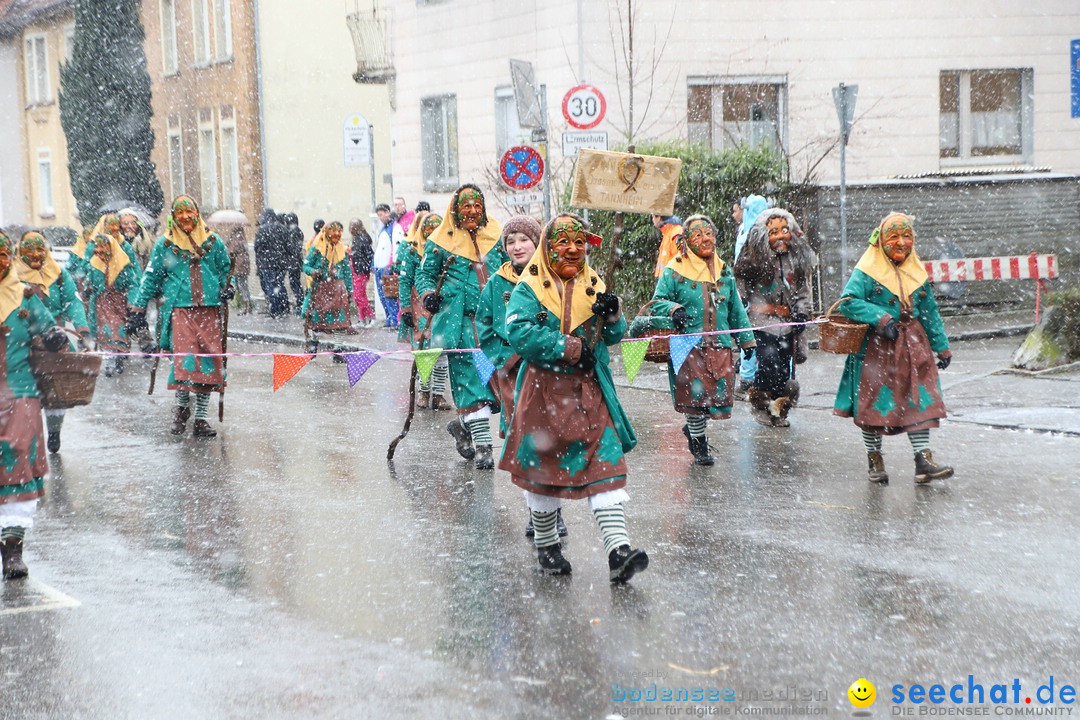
[1072,39,1080,119]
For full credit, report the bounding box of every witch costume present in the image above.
[302,221,354,361]
[397,211,449,409]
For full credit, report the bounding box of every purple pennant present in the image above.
[472,349,496,386]
[345,351,380,387]
[669,334,701,376]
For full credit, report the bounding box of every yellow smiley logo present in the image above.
[848,679,876,708]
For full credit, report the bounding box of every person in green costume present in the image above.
[17,231,90,453]
[414,184,506,470]
[631,214,756,466]
[833,212,954,484]
[498,213,648,583]
[0,229,68,580]
[397,210,450,409]
[84,234,141,378]
[128,196,232,438]
[301,221,353,363]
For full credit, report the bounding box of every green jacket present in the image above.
[30,268,88,332]
[3,295,57,398]
[476,270,518,369]
[85,261,141,337]
[131,235,232,350]
[632,266,754,349]
[505,281,637,454]
[301,246,354,323]
[414,240,508,350]
[833,270,949,415]
[396,246,425,345]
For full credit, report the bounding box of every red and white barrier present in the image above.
[923,253,1057,283]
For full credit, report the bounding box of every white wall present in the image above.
[0,39,27,227]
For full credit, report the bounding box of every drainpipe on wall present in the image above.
[253,0,268,209]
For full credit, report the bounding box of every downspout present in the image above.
[252,0,268,208]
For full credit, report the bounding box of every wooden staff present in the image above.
[218,264,235,422]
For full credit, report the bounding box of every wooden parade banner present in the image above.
[570,148,682,215]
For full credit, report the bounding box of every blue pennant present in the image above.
[472,349,496,386]
[669,334,701,376]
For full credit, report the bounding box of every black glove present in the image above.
[219,285,236,302]
[423,293,442,314]
[575,342,597,372]
[879,318,899,341]
[742,346,755,361]
[125,311,148,337]
[42,326,68,352]
[400,311,414,328]
[591,291,619,318]
[671,307,690,333]
[937,354,952,370]
[791,312,809,335]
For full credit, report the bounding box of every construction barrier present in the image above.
[923,252,1057,322]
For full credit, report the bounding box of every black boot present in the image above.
[914,450,953,483]
[1,537,28,580]
[47,431,61,453]
[474,444,494,470]
[867,451,889,483]
[171,406,191,435]
[304,339,319,355]
[681,425,713,466]
[608,544,649,583]
[537,543,572,576]
[556,508,568,537]
[447,418,475,460]
[524,513,535,538]
[192,419,217,438]
[331,346,346,364]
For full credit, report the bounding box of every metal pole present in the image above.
[540,84,551,223]
[368,122,377,217]
[577,0,585,82]
[838,85,848,280]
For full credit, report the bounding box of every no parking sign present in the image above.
[499,146,545,190]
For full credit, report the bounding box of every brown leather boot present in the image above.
[747,388,773,426]
[914,450,953,483]
[171,406,191,435]
[867,451,889,483]
[1,537,28,580]
[430,394,450,411]
[770,396,793,427]
[192,419,217,438]
[416,391,430,409]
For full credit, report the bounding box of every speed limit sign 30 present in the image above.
[562,84,607,130]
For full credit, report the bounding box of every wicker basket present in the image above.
[818,298,870,355]
[380,273,399,299]
[634,300,677,363]
[29,343,101,409]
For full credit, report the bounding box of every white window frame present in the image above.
[686,75,788,153]
[198,112,219,211]
[939,68,1034,167]
[63,23,75,63]
[218,113,240,208]
[192,0,210,65]
[213,0,232,60]
[167,120,185,198]
[420,94,458,193]
[161,0,179,75]
[36,148,54,218]
[24,33,50,105]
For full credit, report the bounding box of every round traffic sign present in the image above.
[499,146,545,190]
[562,84,606,130]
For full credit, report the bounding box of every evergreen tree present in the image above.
[59,0,164,226]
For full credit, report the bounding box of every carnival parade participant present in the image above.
[0,229,68,579]
[631,215,756,466]
[833,212,953,484]
[397,211,450,409]
[17,231,90,453]
[302,221,353,362]
[415,184,506,470]
[734,208,816,427]
[85,234,141,377]
[92,213,144,282]
[499,213,647,582]
[119,208,155,270]
[128,196,232,438]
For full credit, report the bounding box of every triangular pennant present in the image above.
[273,353,315,391]
[412,348,443,385]
[620,339,650,384]
[345,351,380,387]
[669,334,701,376]
[472,349,496,386]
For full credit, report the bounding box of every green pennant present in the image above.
[621,339,650,383]
[413,348,444,385]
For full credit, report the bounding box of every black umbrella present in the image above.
[96,201,155,228]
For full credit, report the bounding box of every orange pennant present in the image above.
[273,353,315,391]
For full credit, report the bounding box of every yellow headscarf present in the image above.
[853,212,928,306]
[665,215,724,284]
[426,185,502,262]
[17,231,62,295]
[72,229,90,265]
[311,222,347,266]
[89,213,123,245]
[405,211,430,260]
[165,195,215,256]
[517,215,605,334]
[89,234,131,287]
[0,231,24,323]
[494,261,521,284]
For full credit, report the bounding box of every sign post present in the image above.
[344,113,375,216]
[832,83,858,280]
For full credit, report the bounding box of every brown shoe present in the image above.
[430,394,450,411]
[747,388,773,426]
[914,449,953,483]
[171,406,191,435]
[416,391,430,409]
[192,419,218,438]
[769,396,793,427]
[1,537,28,580]
[867,451,889,483]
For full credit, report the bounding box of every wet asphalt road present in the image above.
[1,335,1078,719]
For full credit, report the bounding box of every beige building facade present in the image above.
[387,0,1080,211]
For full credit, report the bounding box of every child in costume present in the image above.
[302,221,354,362]
[833,212,954,484]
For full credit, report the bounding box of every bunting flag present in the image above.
[273,353,315,391]
[621,339,650,384]
[668,334,701,376]
[413,347,444,385]
[472,349,496,386]
[346,351,380,387]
